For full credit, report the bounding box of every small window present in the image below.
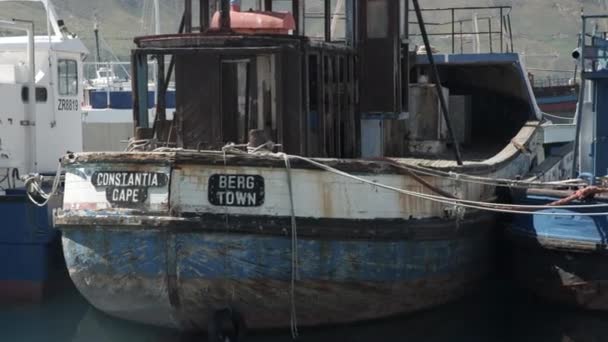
[21,86,49,103]
[21,86,28,102]
[58,59,78,96]
[36,87,48,102]
[366,0,389,39]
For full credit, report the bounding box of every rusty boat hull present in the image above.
[51,147,544,331]
[59,212,494,330]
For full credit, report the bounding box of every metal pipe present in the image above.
[415,5,512,12]
[412,0,463,165]
[264,0,272,11]
[106,61,110,108]
[156,55,166,123]
[154,0,161,34]
[507,14,514,52]
[324,0,331,42]
[94,22,101,62]
[1,19,37,171]
[572,19,587,178]
[460,21,463,53]
[220,0,231,30]
[488,18,493,53]
[292,0,300,35]
[451,8,455,54]
[200,0,209,32]
[184,0,192,32]
[499,7,503,53]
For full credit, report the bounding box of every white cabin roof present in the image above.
[0,35,88,55]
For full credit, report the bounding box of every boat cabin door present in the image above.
[169,51,279,151]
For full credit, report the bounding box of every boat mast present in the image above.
[154,0,161,34]
[94,17,101,63]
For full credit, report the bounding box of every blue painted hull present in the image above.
[507,194,608,310]
[61,214,494,330]
[0,190,69,302]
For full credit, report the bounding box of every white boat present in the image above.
[0,0,87,301]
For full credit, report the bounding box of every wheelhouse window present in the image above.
[58,59,78,96]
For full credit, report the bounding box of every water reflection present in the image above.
[2,279,608,342]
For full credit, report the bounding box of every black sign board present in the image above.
[91,171,168,205]
[208,174,265,207]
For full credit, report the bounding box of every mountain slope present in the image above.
[1,0,605,79]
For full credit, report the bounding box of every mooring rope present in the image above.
[283,153,300,339]
[542,111,575,122]
[221,143,299,338]
[378,158,586,190]
[21,162,63,207]
[219,143,608,216]
[286,155,608,216]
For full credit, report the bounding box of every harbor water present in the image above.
[1,275,608,342]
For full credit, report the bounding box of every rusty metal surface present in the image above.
[62,226,493,331]
[134,34,306,49]
[69,272,484,331]
[56,209,494,241]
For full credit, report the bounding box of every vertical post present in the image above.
[220,0,231,30]
[154,0,161,34]
[412,0,463,165]
[292,0,300,35]
[499,7,504,53]
[264,0,272,11]
[451,8,455,54]
[507,14,514,52]
[324,0,331,42]
[132,52,150,129]
[106,61,111,108]
[472,13,480,53]
[200,0,209,32]
[184,0,192,33]
[156,55,166,123]
[460,21,463,53]
[345,0,355,46]
[94,23,101,62]
[488,18,493,53]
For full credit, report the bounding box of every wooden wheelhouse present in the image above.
[131,0,409,159]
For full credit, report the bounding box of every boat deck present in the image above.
[397,121,539,170]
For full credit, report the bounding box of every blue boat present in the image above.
[54,1,548,336]
[0,189,63,302]
[507,14,608,310]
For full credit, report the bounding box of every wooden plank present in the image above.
[175,53,221,149]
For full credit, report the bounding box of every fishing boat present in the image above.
[0,0,87,301]
[507,14,608,310]
[532,76,579,120]
[52,0,551,335]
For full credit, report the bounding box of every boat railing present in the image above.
[409,6,514,54]
[532,77,577,89]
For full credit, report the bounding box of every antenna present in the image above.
[93,13,101,63]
